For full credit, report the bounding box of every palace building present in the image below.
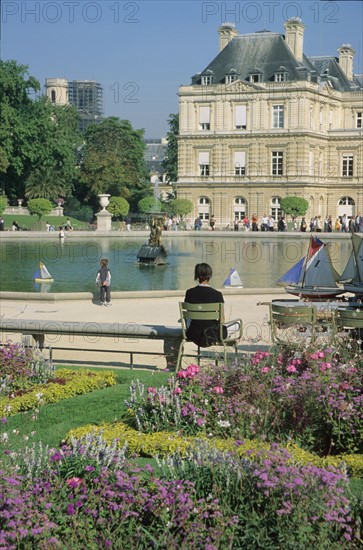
[175,19,363,227]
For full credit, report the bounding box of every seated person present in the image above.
[184,263,227,347]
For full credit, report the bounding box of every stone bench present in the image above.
[0,319,182,370]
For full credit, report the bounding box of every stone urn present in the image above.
[96,194,112,231]
[98,194,111,211]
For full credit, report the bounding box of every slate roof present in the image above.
[144,141,167,174]
[191,30,362,92]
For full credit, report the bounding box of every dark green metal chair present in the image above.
[269,302,317,344]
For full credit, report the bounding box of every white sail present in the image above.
[223,268,243,287]
[34,262,54,281]
[302,246,339,288]
[339,251,356,283]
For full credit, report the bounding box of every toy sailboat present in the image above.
[277,236,344,300]
[223,268,243,288]
[339,233,363,297]
[33,262,54,282]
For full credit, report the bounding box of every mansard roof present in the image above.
[191,30,362,92]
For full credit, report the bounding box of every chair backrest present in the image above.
[179,302,223,340]
[270,303,316,326]
[335,308,363,329]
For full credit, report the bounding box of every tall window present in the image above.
[199,152,210,176]
[309,151,314,176]
[272,105,284,128]
[270,197,282,220]
[234,197,246,220]
[356,112,362,128]
[199,106,210,130]
[271,152,283,175]
[235,105,247,129]
[198,197,210,220]
[234,152,246,176]
[342,155,353,177]
[51,90,56,103]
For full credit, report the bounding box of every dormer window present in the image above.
[249,74,261,83]
[274,72,286,82]
[201,71,214,85]
[226,74,237,84]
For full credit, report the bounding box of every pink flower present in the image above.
[66,477,83,488]
[318,351,325,359]
[177,370,188,379]
[147,387,157,394]
[261,367,270,373]
[212,386,224,394]
[173,387,182,395]
[287,365,297,373]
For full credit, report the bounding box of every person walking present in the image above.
[300,217,307,232]
[96,258,112,306]
[0,217,4,231]
[234,218,240,231]
[267,216,275,231]
[126,217,131,231]
[209,215,216,231]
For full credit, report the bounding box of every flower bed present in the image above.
[124,343,363,457]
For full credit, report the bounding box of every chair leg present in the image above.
[197,345,201,364]
[176,341,184,372]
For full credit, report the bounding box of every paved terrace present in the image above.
[0,288,287,370]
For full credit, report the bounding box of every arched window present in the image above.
[51,90,56,103]
[338,196,355,218]
[198,197,211,221]
[233,197,247,220]
[270,197,282,220]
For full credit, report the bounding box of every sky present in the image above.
[1,0,362,138]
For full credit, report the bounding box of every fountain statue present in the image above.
[137,213,168,265]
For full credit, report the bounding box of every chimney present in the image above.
[218,23,239,51]
[284,18,305,62]
[338,44,355,81]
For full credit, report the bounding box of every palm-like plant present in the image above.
[25,167,69,200]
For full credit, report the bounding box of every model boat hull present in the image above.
[285,285,344,301]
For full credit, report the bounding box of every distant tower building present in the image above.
[68,80,103,133]
[45,78,104,132]
[45,78,69,105]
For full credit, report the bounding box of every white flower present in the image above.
[35,393,43,400]
[0,433,9,442]
[217,420,231,428]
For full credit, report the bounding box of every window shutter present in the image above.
[199,106,210,124]
[234,151,246,167]
[235,105,246,127]
[199,152,210,164]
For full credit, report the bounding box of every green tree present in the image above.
[281,197,309,219]
[170,198,193,220]
[162,113,179,183]
[108,196,130,219]
[138,196,163,213]
[0,196,8,215]
[0,60,81,201]
[79,117,149,206]
[25,166,69,200]
[27,198,52,220]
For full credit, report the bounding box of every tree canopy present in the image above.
[0,60,81,202]
[79,118,149,207]
[162,113,179,183]
[108,196,130,219]
[169,198,193,219]
[138,196,163,213]
[281,197,309,218]
[27,198,53,220]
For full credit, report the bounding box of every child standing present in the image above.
[96,259,111,306]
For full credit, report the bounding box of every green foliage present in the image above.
[281,196,309,218]
[138,195,162,213]
[108,196,130,219]
[62,197,93,223]
[169,198,193,219]
[79,117,149,204]
[0,61,81,201]
[27,198,52,220]
[162,113,179,183]
[0,195,8,214]
[25,166,70,200]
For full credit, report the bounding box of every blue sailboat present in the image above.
[277,236,344,300]
[223,268,243,288]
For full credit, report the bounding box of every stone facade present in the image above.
[174,20,363,228]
